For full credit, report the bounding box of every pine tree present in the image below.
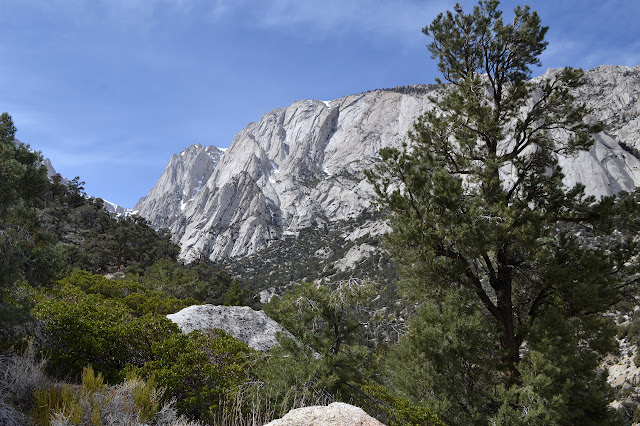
[0,112,54,348]
[367,1,639,423]
[0,112,48,219]
[222,279,246,306]
[262,280,378,398]
[0,112,50,291]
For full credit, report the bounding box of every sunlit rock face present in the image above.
[546,65,640,197]
[134,144,224,229]
[136,65,640,262]
[166,304,293,352]
[263,402,385,426]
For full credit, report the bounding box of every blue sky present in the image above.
[1,0,638,208]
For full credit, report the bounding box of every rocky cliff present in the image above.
[134,144,224,229]
[135,65,640,263]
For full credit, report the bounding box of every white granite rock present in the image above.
[166,305,293,352]
[264,402,385,426]
[334,244,377,272]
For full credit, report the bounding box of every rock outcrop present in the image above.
[134,144,224,230]
[553,65,640,197]
[264,402,385,426]
[607,339,640,389]
[166,305,292,352]
[136,65,640,263]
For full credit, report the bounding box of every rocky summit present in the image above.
[134,144,224,230]
[135,65,640,263]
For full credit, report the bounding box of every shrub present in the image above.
[0,345,48,423]
[138,329,255,423]
[32,383,82,426]
[0,284,40,352]
[30,366,199,426]
[128,371,160,423]
[0,399,27,426]
[359,382,445,426]
[60,269,196,315]
[138,259,209,302]
[32,272,181,382]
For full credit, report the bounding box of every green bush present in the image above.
[138,329,255,423]
[61,269,146,298]
[60,269,197,314]
[32,271,182,382]
[359,382,445,426]
[138,259,208,302]
[29,270,260,423]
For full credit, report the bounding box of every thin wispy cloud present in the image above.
[542,31,640,70]
[9,0,203,34]
[186,0,447,44]
[8,1,442,45]
[268,1,444,43]
[258,1,436,36]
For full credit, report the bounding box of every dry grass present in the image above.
[0,349,201,426]
[38,370,202,426]
[0,399,28,426]
[0,344,48,425]
[1,346,332,425]
[0,344,48,407]
[215,381,333,426]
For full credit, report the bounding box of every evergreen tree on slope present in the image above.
[0,112,50,293]
[367,1,639,424]
[0,112,56,349]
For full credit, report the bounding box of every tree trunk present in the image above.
[495,272,522,385]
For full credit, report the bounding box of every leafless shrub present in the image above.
[0,344,48,413]
[0,399,28,426]
[41,370,202,426]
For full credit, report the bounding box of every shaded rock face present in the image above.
[137,65,640,262]
[134,144,224,230]
[264,402,385,426]
[166,305,293,352]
